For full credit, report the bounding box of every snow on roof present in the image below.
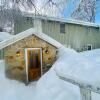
[55,47,100,87]
[0,28,62,50]
[0,32,13,42]
[23,12,100,28]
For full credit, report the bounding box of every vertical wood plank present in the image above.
[80,87,91,100]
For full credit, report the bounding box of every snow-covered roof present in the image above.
[0,32,13,42]
[23,13,100,28]
[0,28,62,50]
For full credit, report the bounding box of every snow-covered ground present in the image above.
[35,48,81,100]
[36,47,100,100]
[1,47,100,100]
[56,47,100,87]
[0,60,37,100]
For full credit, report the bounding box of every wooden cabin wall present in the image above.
[42,20,100,51]
[4,34,57,82]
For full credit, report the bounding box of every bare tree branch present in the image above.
[71,0,96,22]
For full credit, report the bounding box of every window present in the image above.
[60,23,65,34]
[0,27,3,32]
[82,44,92,51]
[87,44,92,50]
[88,27,90,32]
[26,17,31,20]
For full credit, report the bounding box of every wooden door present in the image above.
[26,48,41,82]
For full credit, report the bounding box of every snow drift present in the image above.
[1,47,100,100]
[0,60,37,100]
[55,47,100,87]
[35,47,100,100]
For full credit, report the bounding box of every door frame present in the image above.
[25,48,42,83]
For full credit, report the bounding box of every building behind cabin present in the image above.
[14,14,100,52]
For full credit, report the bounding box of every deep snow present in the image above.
[35,48,81,100]
[0,60,37,100]
[1,47,100,100]
[36,47,100,100]
[55,47,100,87]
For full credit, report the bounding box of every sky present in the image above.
[95,0,100,23]
[62,0,100,24]
[96,12,100,24]
[62,1,76,18]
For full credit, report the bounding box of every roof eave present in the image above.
[0,28,62,50]
[23,12,100,28]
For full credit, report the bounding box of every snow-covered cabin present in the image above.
[14,13,100,52]
[0,28,62,83]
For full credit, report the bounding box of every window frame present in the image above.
[87,44,92,50]
[60,23,65,34]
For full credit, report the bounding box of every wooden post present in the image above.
[80,87,91,100]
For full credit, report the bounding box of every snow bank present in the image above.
[81,49,100,64]
[36,47,100,100]
[55,47,100,87]
[1,47,100,100]
[35,68,80,100]
[35,47,81,100]
[0,60,37,100]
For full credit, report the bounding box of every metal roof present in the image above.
[23,12,100,28]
